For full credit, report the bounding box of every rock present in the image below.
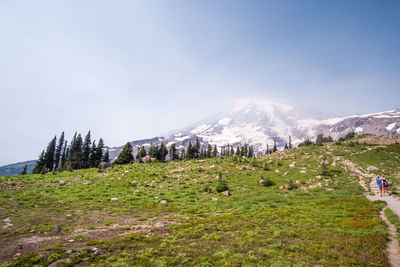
[154,222,164,228]
[275,169,280,173]
[301,167,306,170]
[350,173,358,177]
[110,197,118,201]
[160,200,168,204]
[221,191,230,196]
[67,249,72,254]
[283,172,288,176]
[212,197,218,201]
[154,196,159,199]
[295,180,301,184]
[99,162,112,169]
[284,194,288,198]
[315,175,322,179]
[91,247,98,252]
[58,180,66,185]
[321,160,329,165]
[68,239,74,243]
[326,188,335,191]
[258,179,265,185]
[289,162,297,168]
[279,185,284,190]
[367,166,379,171]
[331,162,339,167]
[2,218,13,229]
[300,170,306,173]
[130,180,137,184]
[380,162,387,166]
[124,170,130,174]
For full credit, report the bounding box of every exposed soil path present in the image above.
[341,151,400,266]
[380,209,400,267]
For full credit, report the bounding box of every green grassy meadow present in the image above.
[1,141,400,266]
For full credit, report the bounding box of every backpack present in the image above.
[383,180,389,187]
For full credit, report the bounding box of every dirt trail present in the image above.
[341,152,400,266]
[381,209,400,267]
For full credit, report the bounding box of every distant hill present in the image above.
[0,160,36,176]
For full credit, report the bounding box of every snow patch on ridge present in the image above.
[386,122,396,131]
[355,127,363,133]
[218,118,231,125]
[190,124,210,134]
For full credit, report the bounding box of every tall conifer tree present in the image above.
[54,132,64,171]
[114,142,134,164]
[82,131,91,168]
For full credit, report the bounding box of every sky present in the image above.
[0,0,399,165]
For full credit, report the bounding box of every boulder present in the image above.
[258,179,265,185]
[300,170,307,173]
[160,200,168,204]
[331,162,339,167]
[380,162,387,166]
[99,162,112,169]
[289,162,297,168]
[110,197,118,201]
[58,180,66,185]
[221,191,230,196]
[321,160,329,165]
[367,166,379,171]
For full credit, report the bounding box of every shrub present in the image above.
[288,179,298,190]
[216,179,229,193]
[261,179,275,187]
[263,162,270,171]
[203,185,212,193]
[298,139,313,147]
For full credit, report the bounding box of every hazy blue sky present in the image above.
[1,0,399,165]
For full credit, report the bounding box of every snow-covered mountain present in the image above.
[108,99,400,159]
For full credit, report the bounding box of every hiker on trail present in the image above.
[382,177,391,196]
[376,176,383,197]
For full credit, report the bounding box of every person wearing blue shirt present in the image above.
[376,176,383,197]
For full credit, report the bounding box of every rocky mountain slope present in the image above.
[0,160,36,176]
[107,100,399,160]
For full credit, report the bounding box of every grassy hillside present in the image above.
[1,141,399,266]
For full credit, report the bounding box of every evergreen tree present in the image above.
[200,148,204,158]
[240,145,245,157]
[82,131,91,168]
[186,142,193,159]
[244,144,248,157]
[192,137,200,158]
[212,145,218,157]
[20,164,27,175]
[94,138,104,167]
[180,148,186,159]
[54,132,65,171]
[266,144,270,154]
[102,149,110,162]
[288,136,293,149]
[149,143,159,159]
[68,133,83,169]
[248,145,254,157]
[33,150,45,174]
[235,146,240,156]
[59,140,68,171]
[230,145,234,156]
[43,136,57,171]
[206,144,212,158]
[158,142,168,161]
[169,143,178,161]
[114,142,134,164]
[273,139,277,152]
[284,142,288,149]
[137,146,147,160]
[89,141,97,167]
